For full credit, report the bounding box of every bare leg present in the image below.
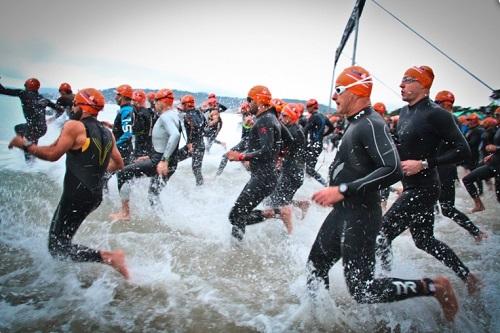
[109,200,131,222]
[280,205,293,234]
[432,276,459,322]
[262,207,293,234]
[470,197,485,213]
[465,273,482,295]
[293,200,310,220]
[101,250,129,279]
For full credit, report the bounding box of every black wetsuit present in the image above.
[481,126,497,158]
[298,115,308,129]
[0,84,60,158]
[379,97,472,282]
[464,125,485,194]
[216,114,253,176]
[229,108,281,240]
[307,108,434,303]
[303,111,334,185]
[437,116,481,237]
[48,117,112,262]
[463,127,500,201]
[133,106,157,157]
[178,108,206,186]
[270,123,306,207]
[54,94,75,118]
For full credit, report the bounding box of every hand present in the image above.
[485,144,497,153]
[187,143,193,153]
[483,154,493,163]
[8,135,24,150]
[156,160,169,176]
[226,150,241,161]
[401,160,424,176]
[312,186,344,207]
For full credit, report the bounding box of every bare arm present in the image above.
[10,120,85,161]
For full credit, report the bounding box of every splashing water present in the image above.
[0,100,498,332]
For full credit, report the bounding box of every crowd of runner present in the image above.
[3,64,499,322]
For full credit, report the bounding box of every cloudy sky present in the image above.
[0,0,498,109]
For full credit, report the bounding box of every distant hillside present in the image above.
[40,87,335,113]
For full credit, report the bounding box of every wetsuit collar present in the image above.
[256,106,274,118]
[408,96,431,111]
[347,107,371,122]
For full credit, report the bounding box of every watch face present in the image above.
[339,184,347,193]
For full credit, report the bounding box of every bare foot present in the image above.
[474,231,488,243]
[101,250,129,279]
[432,276,458,322]
[465,273,482,295]
[109,211,130,222]
[281,206,293,234]
[296,200,310,220]
[470,205,485,213]
[261,209,275,219]
[470,198,485,213]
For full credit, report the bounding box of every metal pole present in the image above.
[352,8,360,65]
[327,65,337,113]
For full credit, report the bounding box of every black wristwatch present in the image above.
[338,183,349,196]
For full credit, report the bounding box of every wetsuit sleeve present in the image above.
[280,122,294,152]
[134,109,147,135]
[0,84,23,97]
[303,117,312,138]
[242,118,276,161]
[218,104,227,112]
[323,116,335,137]
[162,115,181,160]
[184,114,193,144]
[345,119,402,195]
[468,129,482,150]
[116,106,133,146]
[427,110,471,168]
[44,99,64,113]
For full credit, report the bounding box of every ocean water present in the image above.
[0,95,499,332]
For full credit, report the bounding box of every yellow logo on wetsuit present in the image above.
[91,137,112,166]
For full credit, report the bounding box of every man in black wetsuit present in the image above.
[226,85,282,241]
[463,113,485,195]
[304,98,334,186]
[216,101,254,176]
[132,89,157,158]
[377,65,480,294]
[8,88,128,278]
[47,82,75,124]
[1,77,62,161]
[434,91,486,241]
[463,125,500,211]
[307,66,458,322]
[260,103,306,234]
[178,94,207,186]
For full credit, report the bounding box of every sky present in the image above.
[0,0,499,109]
